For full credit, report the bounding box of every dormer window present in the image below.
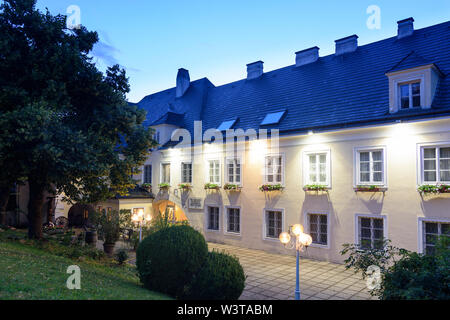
[399,81,421,109]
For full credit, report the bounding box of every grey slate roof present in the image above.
[135,20,450,141]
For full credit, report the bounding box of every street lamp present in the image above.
[279,224,312,300]
[131,208,151,242]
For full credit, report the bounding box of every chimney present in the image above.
[335,35,358,55]
[246,61,264,80]
[295,46,319,67]
[176,68,190,98]
[397,17,414,39]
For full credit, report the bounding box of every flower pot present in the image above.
[85,230,97,246]
[103,242,115,256]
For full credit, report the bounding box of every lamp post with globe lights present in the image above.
[131,208,151,242]
[279,224,312,300]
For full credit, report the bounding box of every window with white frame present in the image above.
[358,216,384,250]
[304,150,331,186]
[226,207,240,234]
[207,206,219,231]
[399,81,421,109]
[226,158,241,185]
[181,162,192,184]
[161,163,170,183]
[421,146,450,183]
[264,210,283,239]
[307,213,328,246]
[264,155,283,184]
[208,160,221,184]
[143,165,152,184]
[422,221,450,255]
[356,148,386,185]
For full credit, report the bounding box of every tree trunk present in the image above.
[0,185,9,225]
[27,180,45,239]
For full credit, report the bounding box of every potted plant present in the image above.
[418,184,450,194]
[158,182,171,191]
[355,185,381,192]
[303,184,328,192]
[223,183,241,191]
[141,183,152,193]
[178,183,192,191]
[259,184,283,192]
[91,210,121,256]
[204,183,220,190]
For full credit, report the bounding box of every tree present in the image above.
[0,0,156,238]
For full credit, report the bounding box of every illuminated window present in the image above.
[355,147,386,185]
[303,150,331,187]
[226,158,241,184]
[161,163,170,183]
[421,146,450,183]
[181,162,192,184]
[264,155,284,184]
[208,160,221,184]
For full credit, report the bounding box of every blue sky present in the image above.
[36,0,450,103]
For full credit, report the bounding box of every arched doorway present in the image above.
[152,200,188,223]
[67,203,95,228]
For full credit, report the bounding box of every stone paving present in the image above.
[208,242,376,300]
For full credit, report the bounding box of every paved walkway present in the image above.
[208,243,375,300]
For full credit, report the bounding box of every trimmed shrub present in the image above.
[136,225,208,297]
[182,250,246,300]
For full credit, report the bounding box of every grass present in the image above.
[0,230,171,300]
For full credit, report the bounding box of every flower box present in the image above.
[158,183,171,190]
[354,185,386,192]
[418,184,450,194]
[141,183,152,192]
[204,183,220,190]
[223,183,241,191]
[303,184,328,192]
[178,184,192,191]
[259,184,284,192]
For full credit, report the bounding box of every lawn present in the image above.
[0,235,170,300]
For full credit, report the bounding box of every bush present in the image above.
[182,250,246,300]
[136,225,208,297]
[116,249,129,265]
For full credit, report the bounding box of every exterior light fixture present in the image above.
[131,208,151,242]
[308,130,314,135]
[279,223,312,300]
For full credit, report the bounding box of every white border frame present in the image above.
[180,161,193,184]
[159,161,171,185]
[302,149,332,188]
[417,217,450,254]
[353,145,387,188]
[416,141,450,185]
[205,158,222,186]
[263,153,286,186]
[142,164,153,184]
[390,71,426,112]
[262,208,285,241]
[204,205,221,233]
[303,211,331,249]
[223,205,242,236]
[354,213,388,247]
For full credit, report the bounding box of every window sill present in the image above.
[224,231,241,237]
[308,243,330,249]
[354,186,387,193]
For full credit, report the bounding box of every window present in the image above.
[261,110,286,126]
[226,207,240,234]
[308,213,328,246]
[265,210,283,239]
[181,162,192,184]
[355,148,386,185]
[208,160,221,184]
[207,206,220,231]
[143,165,152,184]
[304,150,331,187]
[358,216,385,250]
[154,131,160,143]
[226,158,241,184]
[422,221,449,255]
[399,81,421,109]
[421,146,450,183]
[161,163,170,183]
[264,155,283,184]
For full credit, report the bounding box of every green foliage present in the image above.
[0,0,156,238]
[90,210,121,244]
[178,183,192,190]
[136,225,208,298]
[115,249,129,265]
[304,184,328,191]
[204,183,220,190]
[182,250,246,300]
[355,185,381,192]
[341,237,450,299]
[158,183,171,189]
[223,183,241,191]
[418,184,450,194]
[259,184,283,192]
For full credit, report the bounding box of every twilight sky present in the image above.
[36,0,450,103]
